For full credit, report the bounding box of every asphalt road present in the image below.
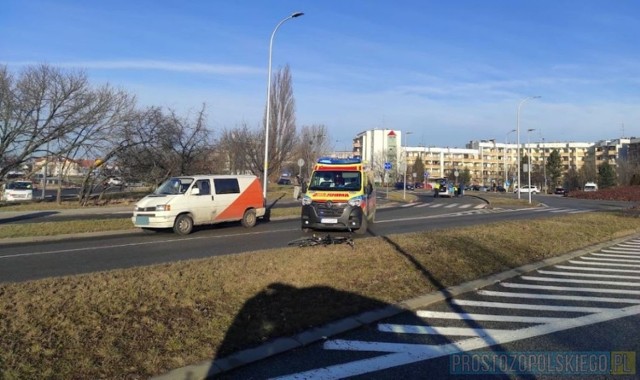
[0,193,631,284]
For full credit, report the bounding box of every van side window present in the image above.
[213,178,240,194]
[195,179,211,195]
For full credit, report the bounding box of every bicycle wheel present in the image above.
[287,236,320,247]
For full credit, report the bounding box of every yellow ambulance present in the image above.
[300,157,375,234]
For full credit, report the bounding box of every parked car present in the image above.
[584,182,598,192]
[277,178,292,185]
[395,182,414,190]
[1,180,33,202]
[414,182,424,189]
[496,185,506,193]
[106,177,124,186]
[554,187,568,196]
[515,185,539,194]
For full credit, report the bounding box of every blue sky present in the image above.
[2,0,639,148]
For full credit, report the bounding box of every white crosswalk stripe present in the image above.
[279,236,640,379]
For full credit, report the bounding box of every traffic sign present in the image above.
[384,162,392,170]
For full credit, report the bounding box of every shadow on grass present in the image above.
[0,211,59,224]
[201,230,539,378]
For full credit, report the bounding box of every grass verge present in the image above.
[1,212,640,379]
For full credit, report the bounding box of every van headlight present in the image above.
[301,196,312,206]
[348,197,362,207]
[155,204,171,211]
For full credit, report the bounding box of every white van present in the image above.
[584,182,598,192]
[1,180,34,202]
[131,175,266,235]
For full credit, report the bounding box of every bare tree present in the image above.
[0,64,134,179]
[294,124,330,178]
[252,65,296,180]
[115,105,212,189]
[0,64,144,206]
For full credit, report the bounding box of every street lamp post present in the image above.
[527,128,536,204]
[262,11,304,202]
[403,131,413,200]
[516,96,540,199]
[505,129,516,186]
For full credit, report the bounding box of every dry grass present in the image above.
[2,212,640,379]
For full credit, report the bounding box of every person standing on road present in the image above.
[433,181,440,198]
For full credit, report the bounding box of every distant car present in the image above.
[277,178,292,185]
[554,187,568,196]
[584,182,598,192]
[414,182,424,189]
[395,182,414,190]
[496,186,506,193]
[515,185,539,194]
[1,180,34,202]
[106,177,124,186]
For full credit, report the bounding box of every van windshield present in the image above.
[154,178,194,195]
[6,181,33,190]
[308,171,361,191]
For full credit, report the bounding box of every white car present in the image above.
[106,177,124,186]
[515,185,539,194]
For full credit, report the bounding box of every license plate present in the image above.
[136,216,150,225]
[321,218,338,224]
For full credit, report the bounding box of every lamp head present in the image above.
[292,12,304,18]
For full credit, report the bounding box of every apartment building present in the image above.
[352,128,600,188]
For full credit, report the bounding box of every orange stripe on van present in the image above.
[214,178,264,221]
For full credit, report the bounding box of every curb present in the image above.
[152,232,640,380]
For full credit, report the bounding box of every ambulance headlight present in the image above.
[301,196,312,206]
[348,197,362,207]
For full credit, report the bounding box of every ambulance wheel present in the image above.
[241,209,257,228]
[355,216,368,235]
[173,214,193,235]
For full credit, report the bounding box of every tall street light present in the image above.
[263,11,304,201]
[403,131,413,200]
[516,95,540,199]
[527,128,536,204]
[505,129,516,186]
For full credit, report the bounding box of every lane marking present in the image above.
[378,324,512,337]
[537,269,640,280]
[449,299,613,313]
[556,264,640,274]
[568,260,640,268]
[445,204,458,208]
[581,256,640,263]
[276,305,640,379]
[0,227,300,260]
[477,290,640,304]
[459,204,472,209]
[591,253,640,259]
[521,275,640,287]
[605,247,640,252]
[416,310,561,323]
[501,282,640,295]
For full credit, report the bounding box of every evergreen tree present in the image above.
[546,150,563,187]
[597,161,617,188]
[412,156,425,184]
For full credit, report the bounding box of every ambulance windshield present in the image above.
[308,171,361,191]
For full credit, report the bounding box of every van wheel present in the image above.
[355,216,368,235]
[173,214,193,235]
[241,209,257,228]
